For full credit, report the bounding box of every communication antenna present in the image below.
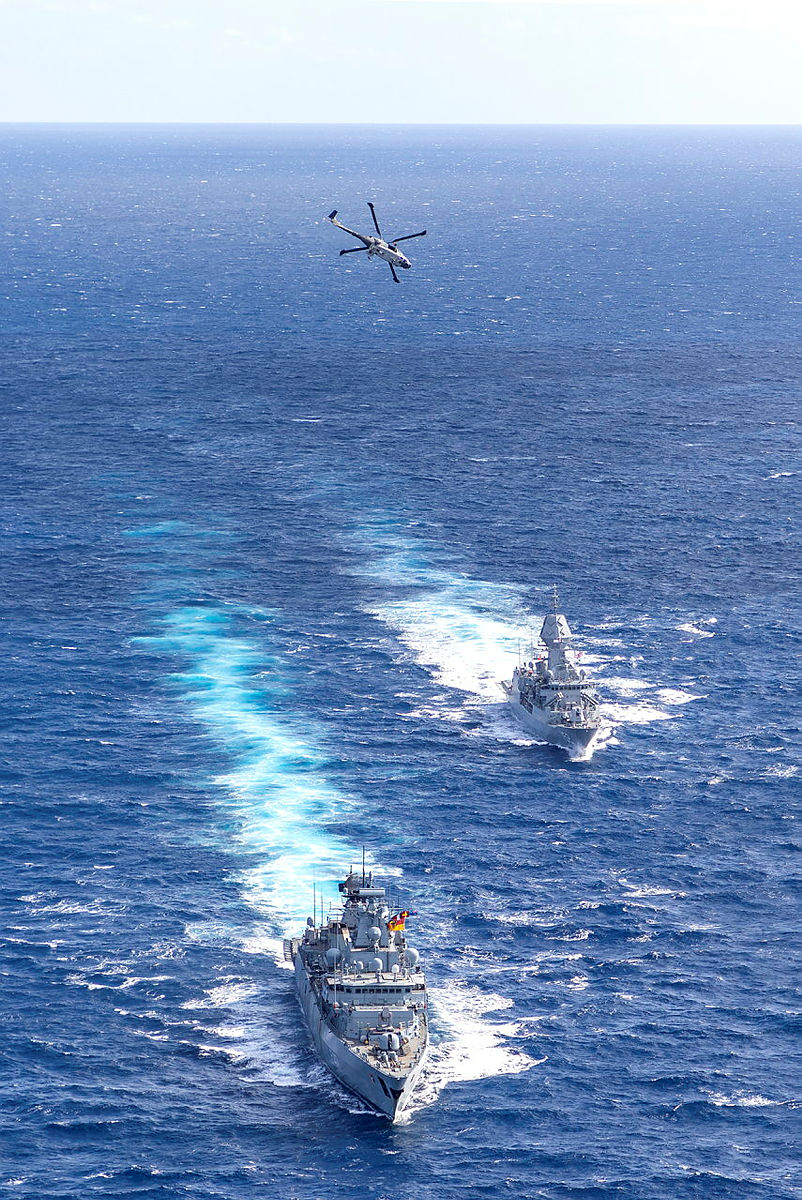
[361,845,366,887]
[312,880,316,928]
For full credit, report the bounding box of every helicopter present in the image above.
[327,203,427,283]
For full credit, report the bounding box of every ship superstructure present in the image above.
[285,866,429,1120]
[502,590,605,757]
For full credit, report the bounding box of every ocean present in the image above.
[1,124,800,1199]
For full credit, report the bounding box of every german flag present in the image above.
[388,910,415,931]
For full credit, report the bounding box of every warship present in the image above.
[502,590,604,757]
[285,863,429,1120]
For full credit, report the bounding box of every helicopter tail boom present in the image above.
[328,210,371,246]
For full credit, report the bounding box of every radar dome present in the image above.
[405,947,420,968]
[325,948,341,967]
[370,957,383,972]
[368,926,381,944]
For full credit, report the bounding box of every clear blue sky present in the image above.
[0,0,799,124]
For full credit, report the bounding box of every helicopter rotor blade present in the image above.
[367,202,383,238]
[389,230,427,244]
[388,262,400,283]
[339,246,369,255]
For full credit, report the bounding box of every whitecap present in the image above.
[762,764,798,779]
[708,1092,782,1108]
[656,688,702,705]
[619,879,686,900]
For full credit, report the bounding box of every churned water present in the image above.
[1,125,800,1199]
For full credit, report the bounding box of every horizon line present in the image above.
[1,120,800,128]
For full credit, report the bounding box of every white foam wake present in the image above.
[368,592,524,701]
[403,981,539,1118]
[180,978,310,1089]
[428,982,536,1083]
[140,606,363,938]
[350,526,686,749]
[138,592,539,1109]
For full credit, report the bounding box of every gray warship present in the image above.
[502,590,604,757]
[285,865,429,1120]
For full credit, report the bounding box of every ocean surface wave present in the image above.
[2,124,800,1200]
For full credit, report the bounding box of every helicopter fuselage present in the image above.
[366,238,412,269]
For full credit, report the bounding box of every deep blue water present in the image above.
[1,125,800,1199]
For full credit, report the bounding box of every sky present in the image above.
[0,0,800,124]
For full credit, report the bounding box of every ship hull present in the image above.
[295,958,427,1121]
[506,694,602,757]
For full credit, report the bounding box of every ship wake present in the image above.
[349,524,687,755]
[401,981,539,1119]
[140,605,363,940]
[139,598,529,1117]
